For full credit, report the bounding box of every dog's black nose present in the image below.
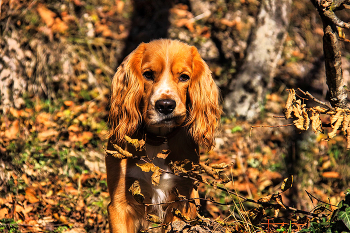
[155,99,176,115]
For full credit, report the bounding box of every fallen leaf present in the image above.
[37,4,56,27]
[68,124,80,132]
[81,131,93,144]
[64,101,74,107]
[37,4,68,33]
[25,187,40,204]
[38,129,59,141]
[0,208,8,218]
[322,171,341,179]
[4,120,19,140]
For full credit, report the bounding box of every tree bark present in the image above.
[223,0,292,121]
[310,0,349,108]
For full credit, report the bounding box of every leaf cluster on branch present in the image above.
[284,88,350,148]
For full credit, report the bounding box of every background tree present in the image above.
[223,0,292,121]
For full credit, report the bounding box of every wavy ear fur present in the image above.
[108,44,145,143]
[187,46,221,151]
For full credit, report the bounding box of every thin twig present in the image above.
[297,88,333,110]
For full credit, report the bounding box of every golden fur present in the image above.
[106,39,221,232]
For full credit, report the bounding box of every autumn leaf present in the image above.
[146,214,161,224]
[342,114,350,133]
[37,4,68,33]
[128,180,144,204]
[81,131,93,144]
[284,89,296,119]
[328,110,343,139]
[68,124,80,132]
[258,194,273,203]
[0,208,8,219]
[125,135,145,151]
[280,175,293,192]
[293,108,309,130]
[25,187,40,204]
[157,150,170,159]
[151,166,162,186]
[3,120,19,140]
[322,171,341,179]
[37,129,59,141]
[276,195,286,209]
[310,110,322,133]
[37,4,56,27]
[274,209,280,218]
[136,163,156,172]
[64,100,74,107]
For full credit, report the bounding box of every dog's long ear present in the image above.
[108,44,145,143]
[187,46,221,150]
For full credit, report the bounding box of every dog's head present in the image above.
[109,39,221,150]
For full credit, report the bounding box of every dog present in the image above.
[106,39,221,232]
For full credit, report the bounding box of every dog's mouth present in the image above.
[153,114,186,127]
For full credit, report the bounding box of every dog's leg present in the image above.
[106,156,143,233]
[163,187,199,230]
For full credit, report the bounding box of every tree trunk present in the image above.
[223,0,292,121]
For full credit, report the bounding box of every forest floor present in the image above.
[1,0,350,232]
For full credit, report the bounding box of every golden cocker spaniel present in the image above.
[106,39,221,232]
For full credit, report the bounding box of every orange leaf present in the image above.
[37,129,59,141]
[116,0,125,14]
[64,101,74,107]
[322,171,341,179]
[37,4,68,33]
[65,186,79,195]
[37,4,56,27]
[68,124,80,132]
[81,131,93,144]
[0,208,8,218]
[51,18,68,33]
[4,120,19,140]
[25,187,39,204]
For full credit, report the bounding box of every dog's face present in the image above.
[109,39,221,149]
[140,40,193,128]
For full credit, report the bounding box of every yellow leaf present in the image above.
[328,111,343,139]
[125,136,145,151]
[276,195,286,209]
[146,214,161,224]
[293,108,309,130]
[284,89,296,119]
[136,163,156,172]
[258,194,272,203]
[128,180,144,204]
[156,150,170,159]
[331,108,343,124]
[280,175,293,192]
[151,166,162,186]
[342,114,350,133]
[313,106,328,113]
[310,110,322,133]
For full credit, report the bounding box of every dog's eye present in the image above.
[143,71,154,81]
[179,74,190,82]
